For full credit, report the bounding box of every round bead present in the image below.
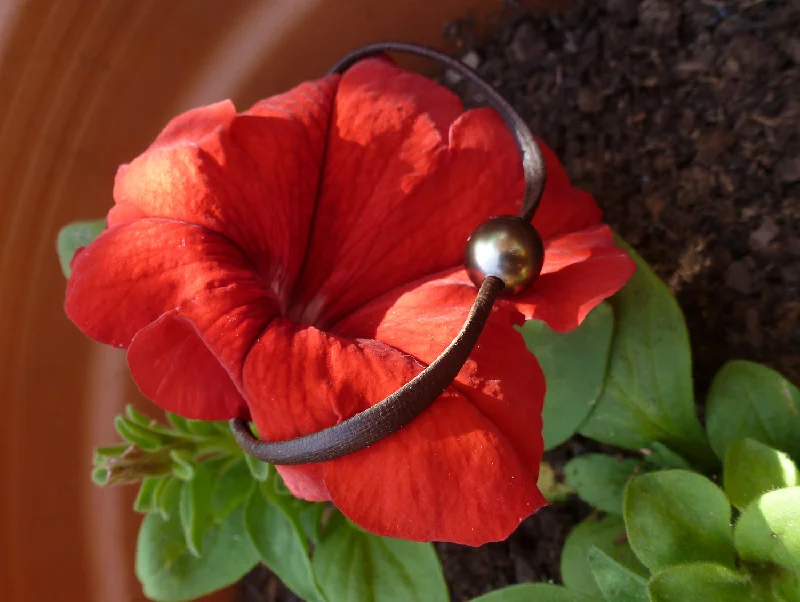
[464,216,544,295]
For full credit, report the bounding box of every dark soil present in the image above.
[238,0,800,600]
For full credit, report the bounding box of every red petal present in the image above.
[105,102,238,226]
[540,225,623,274]
[243,319,403,442]
[334,271,546,485]
[64,219,277,401]
[110,77,338,306]
[243,312,545,544]
[288,58,524,327]
[127,311,249,419]
[326,396,546,545]
[275,464,330,503]
[514,225,637,332]
[149,100,236,150]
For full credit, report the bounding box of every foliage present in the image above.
[56,219,105,277]
[77,231,800,602]
[93,407,449,602]
[486,239,800,602]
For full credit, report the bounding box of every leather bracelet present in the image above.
[230,42,547,465]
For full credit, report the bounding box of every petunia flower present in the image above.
[65,57,635,546]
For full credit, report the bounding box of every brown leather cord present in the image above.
[231,276,504,465]
[230,43,546,465]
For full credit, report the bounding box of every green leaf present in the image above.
[125,404,154,427]
[298,502,327,545]
[578,242,712,468]
[91,467,109,486]
[648,563,755,602]
[151,477,170,516]
[178,462,215,558]
[134,477,162,513]
[538,461,576,502]
[56,219,105,278]
[520,302,614,450]
[470,583,602,601]
[264,474,322,546]
[561,515,647,598]
[244,454,272,482]
[624,470,735,571]
[564,454,645,515]
[170,450,196,482]
[734,487,800,572]
[774,571,800,602]
[210,457,256,521]
[742,564,800,602]
[185,418,227,438]
[642,442,691,470]
[114,415,164,452]
[587,547,649,602]
[166,413,193,434]
[136,504,258,602]
[244,483,326,602]
[313,512,448,602]
[724,438,799,511]
[94,443,131,463]
[155,476,183,521]
[706,360,800,463]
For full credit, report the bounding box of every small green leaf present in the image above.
[263,474,320,549]
[734,487,800,572]
[587,547,649,602]
[155,476,183,521]
[91,467,109,486]
[520,302,614,450]
[93,443,131,464]
[185,418,227,438]
[538,461,576,502]
[471,583,602,601]
[151,477,170,517]
[642,442,691,470]
[210,458,256,521]
[178,482,199,558]
[624,470,735,571]
[564,454,645,515]
[56,219,105,278]
[774,570,800,602]
[135,504,258,602]
[125,404,154,427]
[244,454,272,482]
[170,450,196,482]
[578,242,713,468]
[114,415,164,451]
[561,515,647,598]
[313,512,448,602]
[178,462,215,558]
[706,360,800,463]
[724,438,799,511]
[648,563,755,602]
[134,477,162,513]
[245,483,326,602]
[298,502,327,545]
[166,413,193,434]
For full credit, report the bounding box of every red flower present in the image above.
[65,57,635,545]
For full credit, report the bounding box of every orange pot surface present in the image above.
[0,1,554,600]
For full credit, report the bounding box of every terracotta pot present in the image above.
[0,1,556,600]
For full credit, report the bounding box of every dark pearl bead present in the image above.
[464,216,544,295]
